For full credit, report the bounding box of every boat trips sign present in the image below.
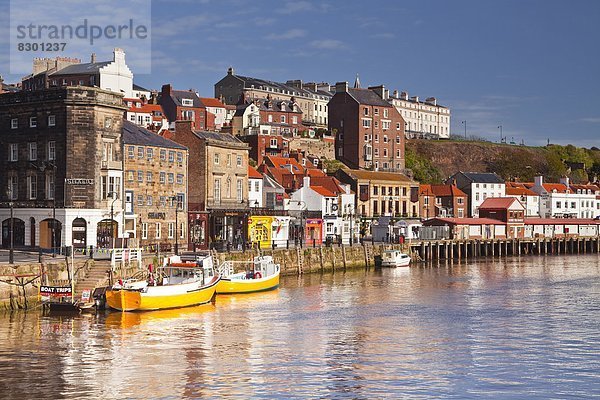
[40,285,72,301]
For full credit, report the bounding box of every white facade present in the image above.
[471,182,506,217]
[532,176,600,219]
[389,92,451,139]
[206,106,227,130]
[248,176,263,208]
[506,193,540,217]
[98,48,134,98]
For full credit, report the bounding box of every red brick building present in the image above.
[159,84,207,130]
[328,82,406,171]
[242,134,289,165]
[419,184,468,219]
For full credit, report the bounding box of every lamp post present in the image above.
[50,163,57,257]
[171,196,180,255]
[345,204,355,246]
[9,201,14,264]
[108,192,119,250]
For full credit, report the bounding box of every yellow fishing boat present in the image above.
[106,257,220,312]
[216,256,280,294]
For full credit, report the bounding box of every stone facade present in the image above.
[123,121,188,249]
[0,87,126,249]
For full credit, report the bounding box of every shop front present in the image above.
[209,209,249,251]
[189,211,209,250]
[248,216,273,249]
[304,218,323,246]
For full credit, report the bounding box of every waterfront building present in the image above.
[328,82,406,171]
[388,90,451,139]
[505,182,540,217]
[22,49,135,98]
[531,176,600,219]
[478,197,526,239]
[165,121,250,251]
[214,67,331,130]
[122,121,188,250]
[422,217,508,240]
[447,172,506,217]
[419,184,467,219]
[0,87,126,249]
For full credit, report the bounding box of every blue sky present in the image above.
[2,0,599,147]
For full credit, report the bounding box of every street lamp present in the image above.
[108,192,119,249]
[344,204,355,246]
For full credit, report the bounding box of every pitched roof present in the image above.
[200,97,226,108]
[232,74,332,100]
[193,130,245,145]
[133,83,150,92]
[505,185,537,196]
[50,61,112,75]
[460,172,505,184]
[122,120,186,150]
[248,166,263,179]
[169,90,205,108]
[347,88,391,107]
[542,183,569,193]
[265,156,305,174]
[311,185,337,197]
[341,169,414,183]
[430,184,466,197]
[310,176,346,195]
[419,184,433,196]
[479,197,521,209]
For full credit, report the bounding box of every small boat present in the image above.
[105,256,220,312]
[380,249,411,267]
[216,255,280,294]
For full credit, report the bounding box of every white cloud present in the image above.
[267,29,306,40]
[309,39,346,50]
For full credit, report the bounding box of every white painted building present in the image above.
[248,166,264,208]
[532,176,600,219]
[388,90,451,139]
[448,172,506,217]
[505,183,540,217]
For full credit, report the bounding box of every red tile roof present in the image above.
[542,183,569,193]
[430,184,466,197]
[248,166,263,179]
[479,197,522,209]
[199,97,226,108]
[419,184,433,196]
[311,185,337,197]
[128,103,164,114]
[310,176,346,195]
[506,186,537,196]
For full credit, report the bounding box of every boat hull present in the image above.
[106,277,220,311]
[216,272,279,294]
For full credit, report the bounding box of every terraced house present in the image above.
[123,121,188,251]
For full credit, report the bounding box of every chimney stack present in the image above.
[91,53,97,63]
[335,81,348,93]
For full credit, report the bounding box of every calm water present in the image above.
[1,255,599,399]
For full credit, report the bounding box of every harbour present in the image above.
[1,254,598,398]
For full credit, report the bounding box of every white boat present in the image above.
[380,250,411,267]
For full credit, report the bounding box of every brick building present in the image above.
[165,121,250,250]
[419,184,467,219]
[214,67,331,129]
[123,121,188,251]
[159,84,207,130]
[0,87,126,249]
[328,82,406,171]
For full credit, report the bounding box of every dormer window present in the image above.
[181,99,194,106]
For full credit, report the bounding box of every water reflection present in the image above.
[0,255,599,399]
